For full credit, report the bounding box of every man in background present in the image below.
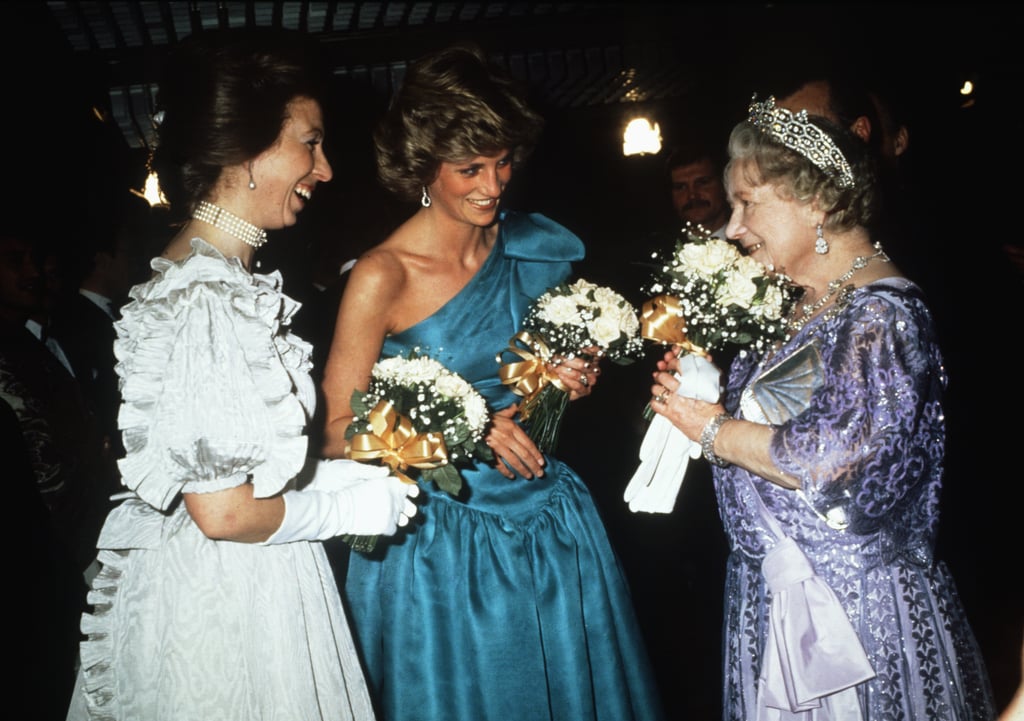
[666,141,730,238]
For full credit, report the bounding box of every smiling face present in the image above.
[427,150,512,228]
[249,96,333,230]
[725,159,817,281]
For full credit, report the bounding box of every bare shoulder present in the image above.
[347,241,408,297]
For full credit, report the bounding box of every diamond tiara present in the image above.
[747,94,855,189]
[192,200,268,249]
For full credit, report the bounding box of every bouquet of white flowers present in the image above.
[625,223,797,513]
[345,353,493,550]
[640,222,795,357]
[497,278,644,453]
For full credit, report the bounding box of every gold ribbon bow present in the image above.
[496,331,571,420]
[348,400,448,484]
[640,294,704,355]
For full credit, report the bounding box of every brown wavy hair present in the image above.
[373,43,543,202]
[150,27,330,218]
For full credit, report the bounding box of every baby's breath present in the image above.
[347,353,493,496]
[523,278,645,364]
[500,278,643,453]
[644,223,798,355]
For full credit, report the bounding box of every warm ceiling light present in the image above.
[130,169,168,207]
[623,117,662,156]
[960,80,974,95]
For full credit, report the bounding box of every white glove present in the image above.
[625,414,703,513]
[625,412,671,507]
[263,476,419,544]
[303,458,391,493]
[624,353,721,513]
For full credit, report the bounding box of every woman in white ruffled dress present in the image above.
[65,28,418,721]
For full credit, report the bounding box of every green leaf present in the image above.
[350,389,370,419]
[342,533,379,553]
[422,464,463,496]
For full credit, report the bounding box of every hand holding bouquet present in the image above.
[639,222,795,358]
[497,278,644,453]
[344,353,493,550]
[625,223,797,513]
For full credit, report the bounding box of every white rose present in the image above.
[680,239,741,276]
[435,372,467,399]
[617,305,640,335]
[589,314,623,346]
[539,295,582,326]
[733,255,765,279]
[716,269,757,309]
[569,278,598,295]
[591,285,622,309]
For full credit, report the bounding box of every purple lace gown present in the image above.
[717,278,996,720]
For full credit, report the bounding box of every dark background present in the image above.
[5,3,1020,719]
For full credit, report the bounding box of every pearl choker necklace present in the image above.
[192,201,268,249]
[788,243,889,332]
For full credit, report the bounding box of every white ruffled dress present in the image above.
[67,239,375,721]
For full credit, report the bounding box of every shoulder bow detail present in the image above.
[500,211,586,311]
[500,211,585,263]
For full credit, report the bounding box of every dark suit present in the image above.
[0,322,111,571]
[49,292,122,458]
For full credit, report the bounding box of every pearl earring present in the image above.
[248,164,257,190]
[421,186,431,208]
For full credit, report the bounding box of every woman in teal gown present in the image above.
[321,44,664,721]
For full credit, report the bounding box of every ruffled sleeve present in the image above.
[500,210,586,327]
[115,240,310,510]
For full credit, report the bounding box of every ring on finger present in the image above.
[579,372,589,387]
[654,390,670,404]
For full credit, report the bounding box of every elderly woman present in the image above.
[321,43,663,721]
[649,96,996,720]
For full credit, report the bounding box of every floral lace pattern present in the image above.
[717,278,995,720]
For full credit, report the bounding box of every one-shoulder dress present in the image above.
[717,278,996,720]
[343,211,665,721]
[67,239,376,721]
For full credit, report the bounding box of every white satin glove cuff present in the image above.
[304,458,391,493]
[263,478,419,544]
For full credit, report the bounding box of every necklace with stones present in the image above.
[192,200,268,249]
[787,242,890,333]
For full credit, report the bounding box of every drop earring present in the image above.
[421,186,431,208]
[815,223,829,255]
[248,163,257,190]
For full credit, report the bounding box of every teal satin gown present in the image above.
[344,211,665,721]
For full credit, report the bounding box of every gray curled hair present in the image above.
[725,116,880,232]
